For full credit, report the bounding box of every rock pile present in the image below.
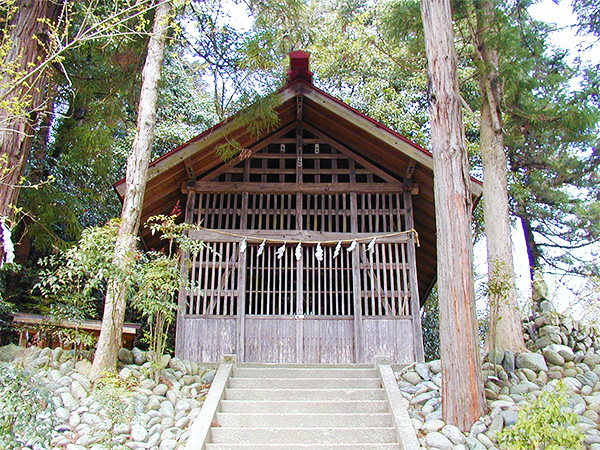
[400,307,600,450]
[0,345,214,450]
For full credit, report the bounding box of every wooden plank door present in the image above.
[243,243,301,363]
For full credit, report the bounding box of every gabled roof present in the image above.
[115,52,482,301]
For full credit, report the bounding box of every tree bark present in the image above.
[0,0,62,219]
[420,0,487,431]
[90,0,172,379]
[473,0,526,353]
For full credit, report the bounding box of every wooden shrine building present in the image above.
[115,51,482,365]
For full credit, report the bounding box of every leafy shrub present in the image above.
[92,371,138,448]
[35,208,203,365]
[497,381,584,450]
[132,211,203,370]
[0,362,55,448]
[33,220,126,347]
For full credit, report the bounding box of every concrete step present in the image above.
[228,376,382,389]
[209,426,396,444]
[215,412,393,428]
[233,366,378,379]
[224,388,385,401]
[206,444,402,450]
[219,399,390,414]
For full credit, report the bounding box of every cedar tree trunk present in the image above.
[420,0,487,431]
[90,0,172,379]
[0,0,62,219]
[474,1,526,353]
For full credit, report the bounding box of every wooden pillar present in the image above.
[295,114,304,363]
[236,192,249,362]
[404,189,425,362]
[175,190,196,359]
[349,160,363,363]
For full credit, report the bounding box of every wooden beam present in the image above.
[188,229,410,244]
[405,159,417,180]
[184,158,195,179]
[303,123,402,184]
[404,190,425,363]
[183,181,407,194]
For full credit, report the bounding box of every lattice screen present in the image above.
[358,242,412,316]
[186,241,239,316]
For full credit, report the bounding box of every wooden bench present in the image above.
[12,313,141,350]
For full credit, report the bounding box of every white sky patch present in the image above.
[529,0,600,64]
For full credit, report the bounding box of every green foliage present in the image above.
[486,259,513,300]
[133,212,204,369]
[216,139,244,162]
[0,362,55,449]
[35,219,124,305]
[237,93,281,138]
[92,370,138,446]
[34,219,126,346]
[215,93,281,161]
[421,286,440,361]
[34,210,203,363]
[572,0,600,38]
[153,47,220,158]
[497,382,584,450]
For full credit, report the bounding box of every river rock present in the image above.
[466,436,487,450]
[425,431,453,450]
[487,413,504,438]
[74,360,92,377]
[132,347,147,365]
[169,357,187,374]
[422,419,445,433]
[131,423,149,442]
[60,392,79,411]
[584,353,600,367]
[55,406,70,421]
[415,363,431,381]
[547,344,575,362]
[429,360,441,374]
[543,348,565,366]
[153,384,169,396]
[118,348,134,365]
[501,409,519,426]
[441,424,465,444]
[477,432,494,448]
[159,438,178,450]
[202,369,216,384]
[66,445,87,450]
[411,392,434,405]
[516,352,548,372]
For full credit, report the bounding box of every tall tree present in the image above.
[91,0,172,379]
[469,0,526,352]
[420,0,486,431]
[0,0,164,233]
[0,1,62,221]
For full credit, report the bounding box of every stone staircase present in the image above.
[203,364,402,450]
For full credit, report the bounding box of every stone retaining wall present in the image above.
[399,288,600,450]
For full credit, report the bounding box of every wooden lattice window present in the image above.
[356,193,406,233]
[244,243,355,317]
[302,244,354,316]
[245,244,298,315]
[186,241,239,316]
[359,242,412,316]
